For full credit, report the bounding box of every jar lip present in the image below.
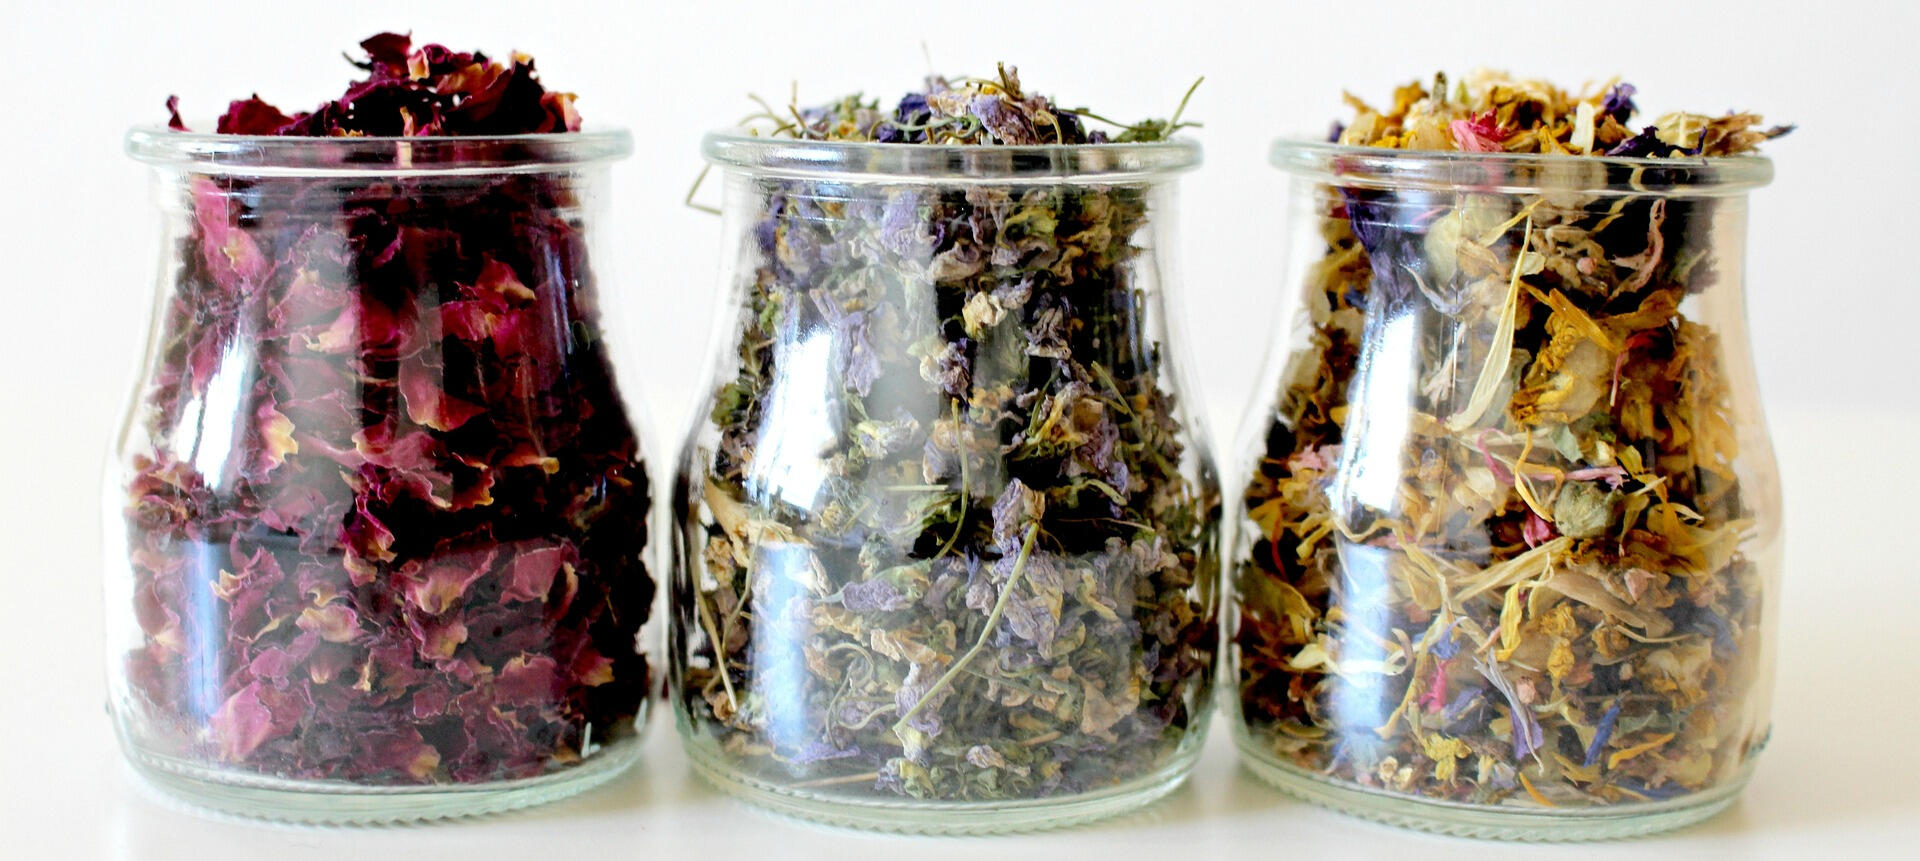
[124,125,634,176]
[702,131,1201,182]
[1271,138,1773,195]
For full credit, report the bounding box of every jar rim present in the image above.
[1271,139,1773,196]
[124,125,633,176]
[702,131,1201,182]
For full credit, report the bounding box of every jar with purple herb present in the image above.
[670,70,1220,834]
[106,36,656,823]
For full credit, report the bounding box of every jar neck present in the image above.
[126,127,633,177]
[1271,139,1772,198]
[703,132,1201,184]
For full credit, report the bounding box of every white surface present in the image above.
[3,0,1918,857]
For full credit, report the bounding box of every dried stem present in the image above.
[890,522,1040,737]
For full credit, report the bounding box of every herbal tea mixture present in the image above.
[123,35,651,783]
[678,68,1219,802]
[1234,72,1787,807]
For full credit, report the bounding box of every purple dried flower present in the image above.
[1584,699,1622,767]
[812,292,881,397]
[1607,126,1683,158]
[1601,83,1638,123]
[967,93,1037,143]
[841,578,910,613]
[1477,658,1544,760]
[1442,686,1483,723]
[879,190,935,257]
[1427,618,1463,660]
[918,340,971,398]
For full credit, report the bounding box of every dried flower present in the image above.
[679,70,1215,803]
[122,35,650,784]
[1234,72,1782,809]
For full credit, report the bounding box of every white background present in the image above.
[2,0,1916,858]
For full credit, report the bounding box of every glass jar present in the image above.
[108,129,656,823]
[1226,141,1781,839]
[670,136,1220,833]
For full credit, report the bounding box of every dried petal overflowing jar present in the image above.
[670,136,1220,833]
[108,129,656,823]
[1227,142,1782,840]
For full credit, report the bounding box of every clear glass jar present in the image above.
[1226,142,1782,839]
[670,136,1220,833]
[108,129,656,823]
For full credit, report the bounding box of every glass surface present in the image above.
[1226,141,1782,840]
[671,135,1219,833]
[106,130,655,823]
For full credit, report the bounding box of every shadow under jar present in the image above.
[1227,141,1782,840]
[671,136,1220,833]
[108,129,656,823]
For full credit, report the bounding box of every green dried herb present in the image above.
[676,69,1218,802]
[1233,72,1786,808]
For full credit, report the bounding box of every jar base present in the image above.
[683,736,1201,835]
[1233,733,1751,841]
[123,735,641,824]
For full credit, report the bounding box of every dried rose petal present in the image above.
[121,36,650,787]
